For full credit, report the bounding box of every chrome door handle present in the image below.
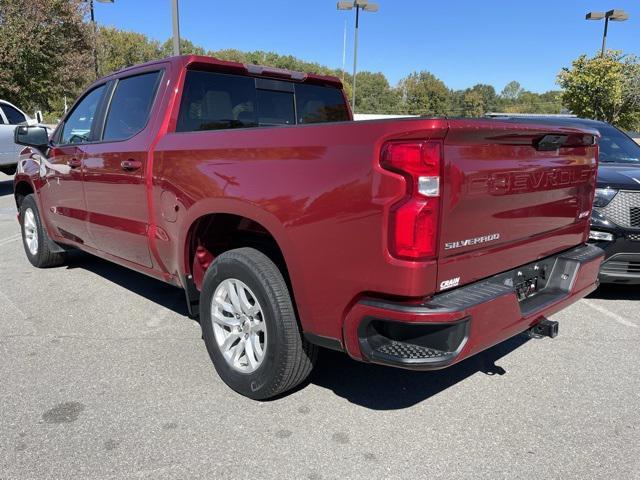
[67,158,81,168]
[121,159,142,172]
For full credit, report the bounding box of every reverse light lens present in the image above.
[418,176,440,197]
[589,230,614,242]
[381,140,442,260]
[593,188,618,207]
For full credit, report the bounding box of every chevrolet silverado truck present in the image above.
[13,56,604,399]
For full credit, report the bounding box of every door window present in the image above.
[102,71,161,141]
[61,85,107,144]
[1,104,27,124]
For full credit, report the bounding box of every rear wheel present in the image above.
[200,247,317,400]
[19,194,66,268]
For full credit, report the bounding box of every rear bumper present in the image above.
[343,244,604,370]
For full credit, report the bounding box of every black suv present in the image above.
[494,116,640,284]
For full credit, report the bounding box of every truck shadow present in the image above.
[311,335,530,410]
[0,178,13,197]
[588,284,640,301]
[64,251,189,317]
[63,249,531,409]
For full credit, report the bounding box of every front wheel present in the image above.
[19,194,66,268]
[200,247,317,400]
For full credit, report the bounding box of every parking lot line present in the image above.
[582,299,638,328]
[0,289,27,319]
[0,233,20,246]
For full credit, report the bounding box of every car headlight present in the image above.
[593,188,618,207]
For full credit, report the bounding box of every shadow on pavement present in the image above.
[61,249,533,409]
[587,284,640,301]
[0,178,13,197]
[64,251,189,317]
[311,334,530,410]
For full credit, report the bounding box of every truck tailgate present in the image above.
[437,119,598,291]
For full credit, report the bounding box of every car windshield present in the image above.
[598,125,640,164]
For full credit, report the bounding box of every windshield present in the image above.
[598,125,640,163]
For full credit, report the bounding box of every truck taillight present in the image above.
[381,141,442,261]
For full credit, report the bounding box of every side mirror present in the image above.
[35,111,44,124]
[14,125,49,151]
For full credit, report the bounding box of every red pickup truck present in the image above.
[13,55,603,399]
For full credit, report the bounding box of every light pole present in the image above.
[172,0,181,56]
[337,0,379,113]
[85,0,114,78]
[586,9,629,56]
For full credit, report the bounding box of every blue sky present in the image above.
[94,0,639,93]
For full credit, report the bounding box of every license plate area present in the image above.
[515,275,539,301]
[501,261,552,302]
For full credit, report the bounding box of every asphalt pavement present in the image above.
[1,172,639,480]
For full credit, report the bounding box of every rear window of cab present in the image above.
[176,70,349,132]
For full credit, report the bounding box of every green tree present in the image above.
[558,51,640,130]
[0,0,93,118]
[352,71,400,114]
[462,90,484,117]
[160,38,207,57]
[469,84,497,109]
[500,81,524,101]
[398,71,451,116]
[97,26,161,76]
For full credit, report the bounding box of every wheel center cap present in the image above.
[242,321,251,334]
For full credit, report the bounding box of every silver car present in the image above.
[0,100,45,175]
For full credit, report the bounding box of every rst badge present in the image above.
[445,233,501,250]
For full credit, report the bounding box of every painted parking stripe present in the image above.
[583,299,638,328]
[0,233,20,246]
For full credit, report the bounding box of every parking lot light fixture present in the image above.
[586,9,629,56]
[337,0,379,113]
[84,0,115,78]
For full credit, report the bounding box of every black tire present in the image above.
[200,247,317,400]
[19,194,66,268]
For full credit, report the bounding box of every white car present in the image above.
[0,100,45,175]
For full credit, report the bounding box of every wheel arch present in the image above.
[13,178,35,211]
[178,196,304,299]
[179,201,309,329]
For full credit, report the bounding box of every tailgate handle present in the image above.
[121,159,142,172]
[535,133,596,151]
[535,135,568,151]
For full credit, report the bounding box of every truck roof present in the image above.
[100,55,343,89]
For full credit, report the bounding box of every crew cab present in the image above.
[13,56,603,399]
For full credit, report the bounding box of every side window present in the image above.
[103,71,161,141]
[2,104,27,125]
[295,84,350,124]
[61,85,107,144]
[256,89,295,126]
[176,71,257,132]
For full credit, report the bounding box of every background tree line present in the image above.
[1,0,638,130]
